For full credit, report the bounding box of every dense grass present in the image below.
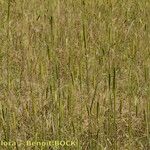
[0,0,150,149]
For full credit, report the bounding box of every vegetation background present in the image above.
[0,0,150,149]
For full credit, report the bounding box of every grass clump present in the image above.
[0,0,150,149]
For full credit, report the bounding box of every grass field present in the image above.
[0,0,150,149]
